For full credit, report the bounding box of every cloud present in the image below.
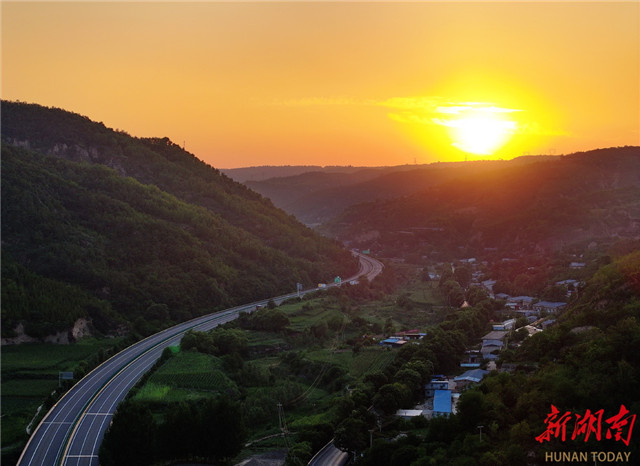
[376,96,444,111]
[436,104,523,115]
[514,122,570,137]
[273,95,444,110]
[273,94,567,136]
[274,96,364,107]
[387,112,434,125]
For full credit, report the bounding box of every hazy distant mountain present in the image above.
[222,165,387,183]
[322,147,640,260]
[1,101,357,340]
[240,157,556,225]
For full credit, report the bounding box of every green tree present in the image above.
[334,417,370,454]
[441,280,465,307]
[453,264,472,289]
[286,442,313,465]
[100,401,157,466]
[457,389,487,430]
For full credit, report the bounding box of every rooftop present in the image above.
[534,301,567,308]
[454,369,489,383]
[433,389,452,414]
[482,330,507,341]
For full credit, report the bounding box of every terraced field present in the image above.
[133,351,239,401]
[305,346,397,378]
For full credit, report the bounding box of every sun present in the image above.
[449,115,517,155]
[434,104,519,156]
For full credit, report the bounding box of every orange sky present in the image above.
[2,1,638,168]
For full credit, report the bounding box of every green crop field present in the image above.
[138,351,239,398]
[1,338,125,459]
[132,383,214,403]
[246,331,287,348]
[107,278,441,464]
[2,338,123,374]
[306,346,396,378]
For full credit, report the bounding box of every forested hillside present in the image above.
[1,101,357,340]
[324,147,640,259]
[240,158,554,225]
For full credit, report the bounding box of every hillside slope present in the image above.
[323,147,640,259]
[242,157,555,225]
[1,101,357,339]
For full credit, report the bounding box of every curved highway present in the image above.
[18,252,383,466]
[308,440,350,466]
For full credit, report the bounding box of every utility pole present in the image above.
[277,403,291,449]
[477,425,484,442]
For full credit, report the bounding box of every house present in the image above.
[507,296,536,309]
[433,389,452,417]
[482,280,497,293]
[533,301,567,314]
[482,330,507,344]
[515,309,540,319]
[505,302,518,311]
[492,319,516,331]
[481,330,507,359]
[481,342,503,359]
[379,337,408,348]
[425,379,450,397]
[454,369,489,389]
[460,349,482,368]
[541,319,556,329]
[395,330,427,341]
[570,262,586,268]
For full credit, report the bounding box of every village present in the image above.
[379,257,585,421]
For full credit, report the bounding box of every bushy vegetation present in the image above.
[348,251,640,465]
[99,247,639,464]
[2,256,120,338]
[99,272,432,465]
[1,101,357,339]
[326,147,640,261]
[100,395,246,466]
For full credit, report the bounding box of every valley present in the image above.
[1,102,638,466]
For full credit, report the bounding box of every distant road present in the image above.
[354,251,383,282]
[18,252,383,466]
[308,441,350,466]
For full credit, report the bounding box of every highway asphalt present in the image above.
[18,252,383,466]
[308,441,350,466]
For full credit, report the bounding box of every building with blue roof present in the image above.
[454,369,489,389]
[433,389,452,417]
[379,337,408,348]
[533,301,567,314]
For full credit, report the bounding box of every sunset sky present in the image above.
[2,1,638,168]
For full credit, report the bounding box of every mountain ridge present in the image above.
[1,101,357,340]
[237,155,578,225]
[323,146,640,260]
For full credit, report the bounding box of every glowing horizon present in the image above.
[2,2,638,168]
